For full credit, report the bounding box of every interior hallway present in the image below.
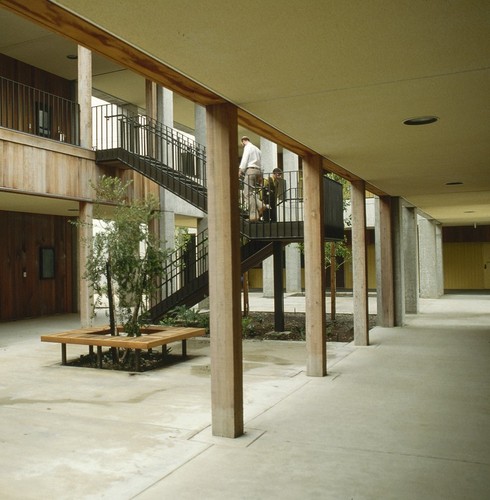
[0,294,488,499]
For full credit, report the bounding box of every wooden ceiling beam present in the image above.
[1,0,386,196]
[1,0,225,106]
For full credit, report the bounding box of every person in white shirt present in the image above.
[239,136,264,221]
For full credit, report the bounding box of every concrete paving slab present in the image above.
[0,293,488,499]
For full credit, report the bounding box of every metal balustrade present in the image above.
[92,104,206,187]
[0,76,80,145]
[0,86,340,318]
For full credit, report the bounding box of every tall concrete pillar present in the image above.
[375,196,395,327]
[195,104,206,145]
[79,201,93,327]
[351,180,369,345]
[195,104,210,309]
[77,46,92,149]
[303,154,326,376]
[391,198,419,324]
[419,217,443,298]
[206,102,243,438]
[155,86,176,249]
[403,206,419,313]
[435,224,444,296]
[145,79,158,171]
[285,244,302,292]
[260,138,278,297]
[283,149,302,293]
[391,197,405,325]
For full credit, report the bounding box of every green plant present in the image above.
[161,306,210,332]
[325,237,351,271]
[77,175,170,336]
[241,313,267,338]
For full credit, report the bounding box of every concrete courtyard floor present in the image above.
[0,293,489,499]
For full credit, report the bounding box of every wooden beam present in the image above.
[303,154,326,376]
[1,0,389,196]
[351,180,369,346]
[1,0,225,106]
[376,196,395,327]
[206,102,243,438]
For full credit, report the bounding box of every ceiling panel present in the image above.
[1,1,489,225]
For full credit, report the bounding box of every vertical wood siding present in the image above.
[1,211,76,321]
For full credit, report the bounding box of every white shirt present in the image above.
[239,142,262,173]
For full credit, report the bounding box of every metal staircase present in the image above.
[92,105,306,321]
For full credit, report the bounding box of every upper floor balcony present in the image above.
[0,75,80,146]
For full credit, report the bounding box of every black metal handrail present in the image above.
[92,104,206,189]
[0,75,80,145]
[92,103,311,317]
[146,229,210,320]
[160,230,208,300]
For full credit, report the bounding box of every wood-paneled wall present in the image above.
[1,128,159,202]
[0,53,78,143]
[0,53,74,99]
[1,211,76,321]
[0,128,97,198]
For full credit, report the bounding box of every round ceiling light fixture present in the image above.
[403,116,439,126]
[445,181,463,186]
[66,54,78,60]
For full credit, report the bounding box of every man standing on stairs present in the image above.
[239,136,264,221]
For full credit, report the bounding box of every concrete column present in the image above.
[435,224,444,296]
[79,201,93,327]
[145,80,158,120]
[195,104,209,310]
[303,154,326,376]
[145,79,157,155]
[77,46,92,149]
[283,149,302,293]
[206,102,243,438]
[260,138,278,297]
[262,256,274,297]
[160,88,174,128]
[155,86,176,250]
[391,197,405,325]
[351,180,369,345]
[285,243,302,293]
[375,196,395,327]
[195,104,206,145]
[403,206,419,313]
[419,218,443,298]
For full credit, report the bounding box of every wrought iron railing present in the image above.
[161,230,208,300]
[92,104,206,189]
[91,104,311,317]
[0,76,80,145]
[239,178,303,221]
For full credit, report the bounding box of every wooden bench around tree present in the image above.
[41,325,206,371]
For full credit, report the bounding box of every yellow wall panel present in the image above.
[443,243,484,289]
[343,244,376,289]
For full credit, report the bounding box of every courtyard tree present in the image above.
[79,175,170,337]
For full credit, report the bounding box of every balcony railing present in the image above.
[92,104,206,189]
[0,76,80,145]
[240,176,303,218]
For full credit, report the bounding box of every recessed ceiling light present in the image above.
[403,116,438,126]
[66,54,78,60]
[464,210,475,213]
[445,181,463,186]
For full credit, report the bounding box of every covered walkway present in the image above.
[0,294,488,499]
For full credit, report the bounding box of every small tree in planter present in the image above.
[81,175,169,337]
